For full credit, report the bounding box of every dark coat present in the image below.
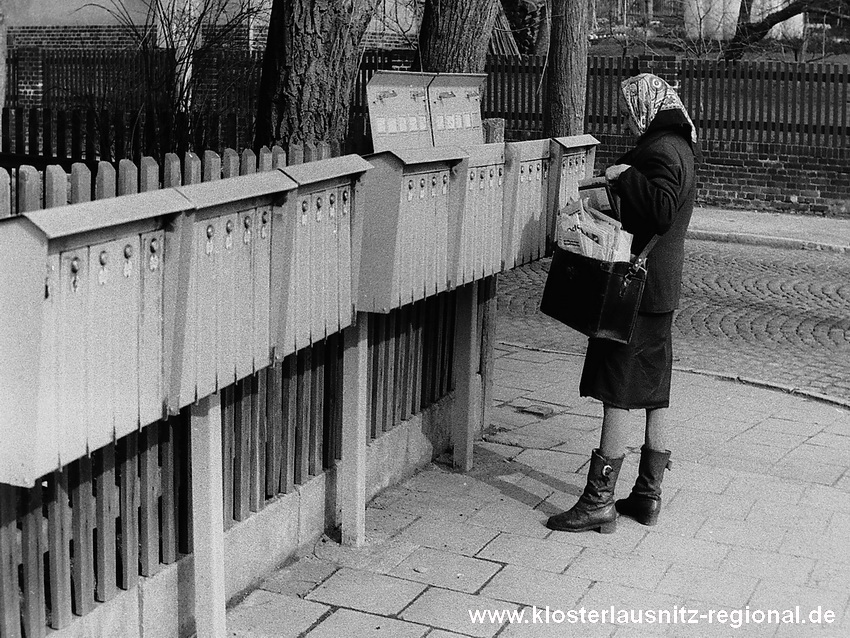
[609,110,696,313]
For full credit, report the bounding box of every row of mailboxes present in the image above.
[0,157,370,487]
[273,155,371,358]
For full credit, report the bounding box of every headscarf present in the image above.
[621,73,697,145]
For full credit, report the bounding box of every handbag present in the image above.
[539,178,658,344]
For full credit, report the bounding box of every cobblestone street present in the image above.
[497,239,850,403]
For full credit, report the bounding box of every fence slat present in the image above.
[48,469,73,629]
[0,485,22,638]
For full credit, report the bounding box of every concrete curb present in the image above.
[687,229,850,253]
[497,341,850,410]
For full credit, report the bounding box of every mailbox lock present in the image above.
[329,192,336,206]
[419,178,425,188]
[244,216,252,229]
[261,211,269,225]
[431,175,437,186]
[301,200,309,212]
[469,171,475,182]
[206,225,215,239]
[316,197,323,209]
[226,220,234,234]
[99,251,108,267]
[70,257,81,274]
[150,239,159,254]
[123,245,133,259]
[443,174,448,184]
[408,180,414,190]
[342,190,349,203]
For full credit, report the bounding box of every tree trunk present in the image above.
[418,0,500,73]
[254,0,379,150]
[723,0,818,61]
[534,2,551,57]
[543,0,588,137]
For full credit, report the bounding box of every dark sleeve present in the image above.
[610,142,684,236]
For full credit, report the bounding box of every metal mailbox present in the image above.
[355,147,466,313]
[501,138,552,269]
[0,190,191,486]
[273,155,372,360]
[428,73,487,148]
[172,170,297,409]
[548,134,599,245]
[367,70,435,152]
[429,72,505,286]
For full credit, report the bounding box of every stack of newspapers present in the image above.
[556,198,633,262]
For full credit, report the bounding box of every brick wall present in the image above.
[594,133,850,217]
[8,26,146,50]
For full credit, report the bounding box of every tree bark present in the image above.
[723,0,822,61]
[418,0,500,73]
[254,0,379,150]
[543,0,588,137]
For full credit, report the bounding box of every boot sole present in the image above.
[546,519,617,534]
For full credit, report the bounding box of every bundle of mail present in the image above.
[556,198,633,262]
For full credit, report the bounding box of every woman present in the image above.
[547,73,697,534]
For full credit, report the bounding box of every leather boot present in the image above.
[546,449,624,534]
[615,446,672,526]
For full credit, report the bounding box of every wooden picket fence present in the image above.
[0,144,486,637]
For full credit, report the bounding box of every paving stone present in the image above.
[498,607,616,637]
[721,473,806,505]
[305,567,426,616]
[364,507,419,541]
[801,484,850,513]
[493,384,529,404]
[767,459,846,486]
[227,590,330,638]
[563,548,669,591]
[746,500,832,534]
[695,516,788,551]
[719,546,816,586]
[807,559,850,593]
[260,557,337,598]
[778,529,850,562]
[726,429,810,451]
[466,498,551,538]
[505,350,567,364]
[479,564,591,608]
[671,602,779,637]
[389,547,502,593]
[488,405,542,430]
[577,582,681,617]
[426,631,473,638]
[710,441,792,465]
[755,417,828,438]
[661,426,735,461]
[510,448,589,481]
[656,566,759,608]
[748,581,850,628]
[474,532,583,573]
[665,488,756,522]
[780,444,849,468]
[304,609,428,638]
[400,587,520,638]
[662,460,734,495]
[394,517,499,557]
[312,534,420,575]
[634,531,730,569]
[544,514,648,553]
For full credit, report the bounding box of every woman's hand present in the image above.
[605,164,632,182]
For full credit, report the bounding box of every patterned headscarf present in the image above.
[621,73,697,144]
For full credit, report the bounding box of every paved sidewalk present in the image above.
[227,344,850,638]
[226,207,850,637]
[689,206,850,252]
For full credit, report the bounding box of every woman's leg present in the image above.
[644,407,668,450]
[599,405,630,459]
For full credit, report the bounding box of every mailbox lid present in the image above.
[24,189,192,240]
[505,138,551,162]
[280,155,372,188]
[551,134,600,151]
[368,147,468,169]
[460,142,505,168]
[428,73,487,148]
[367,70,436,153]
[177,169,298,209]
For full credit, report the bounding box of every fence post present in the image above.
[203,150,221,182]
[341,317,369,547]
[452,282,479,472]
[45,165,68,208]
[190,393,227,638]
[95,161,116,200]
[18,165,40,213]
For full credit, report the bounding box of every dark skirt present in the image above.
[579,311,674,409]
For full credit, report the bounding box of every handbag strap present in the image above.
[632,235,659,270]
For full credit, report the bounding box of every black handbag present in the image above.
[539,179,658,344]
